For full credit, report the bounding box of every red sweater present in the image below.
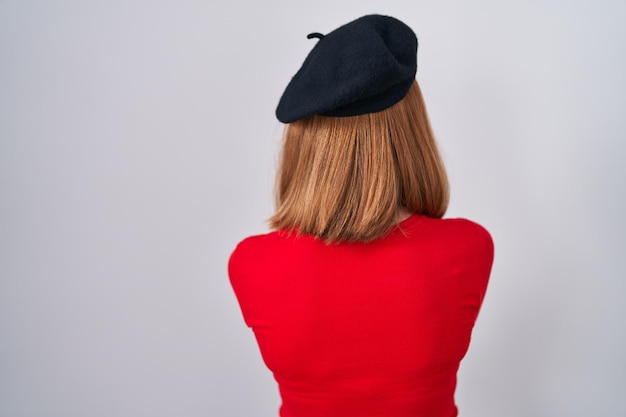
[229,214,494,417]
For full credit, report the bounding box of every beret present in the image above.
[276,14,418,123]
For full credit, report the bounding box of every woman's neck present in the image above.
[394,207,413,225]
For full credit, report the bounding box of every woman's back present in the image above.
[229,214,494,417]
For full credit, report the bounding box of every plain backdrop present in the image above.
[1,1,625,416]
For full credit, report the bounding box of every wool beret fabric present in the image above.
[276,15,418,123]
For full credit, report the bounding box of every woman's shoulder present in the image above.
[229,232,274,282]
[231,229,302,254]
[407,215,494,255]
[230,231,275,260]
[442,217,491,239]
[419,215,491,237]
[229,230,307,270]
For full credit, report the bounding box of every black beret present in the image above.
[276,14,418,123]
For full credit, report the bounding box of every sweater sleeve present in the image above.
[228,238,255,328]
[470,221,495,307]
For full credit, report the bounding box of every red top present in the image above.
[229,214,494,417]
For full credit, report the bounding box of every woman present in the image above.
[229,15,494,417]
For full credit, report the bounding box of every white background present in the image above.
[1,1,624,416]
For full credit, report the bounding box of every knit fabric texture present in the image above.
[229,214,494,417]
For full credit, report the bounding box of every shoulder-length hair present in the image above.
[269,80,449,243]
